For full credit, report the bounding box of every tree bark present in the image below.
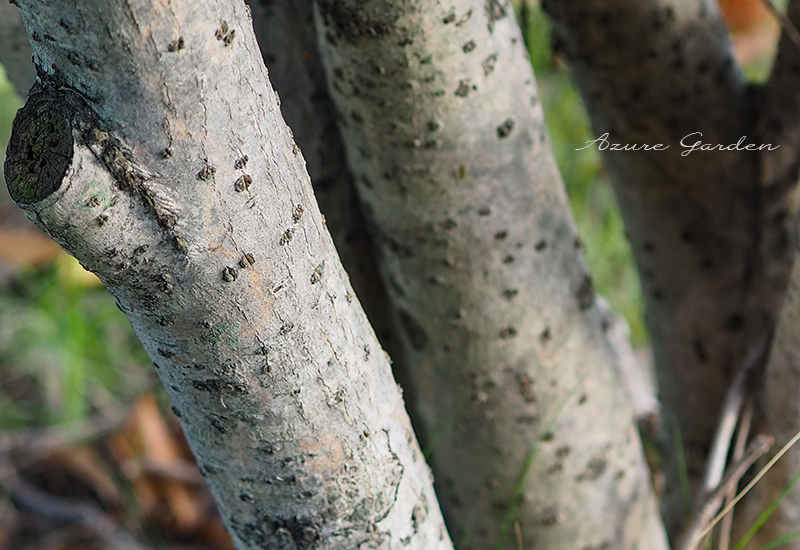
[4,1,452,548]
[312,0,667,548]
[542,0,800,536]
[733,3,800,540]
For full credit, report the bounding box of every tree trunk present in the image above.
[542,0,800,536]
[311,0,667,548]
[244,0,405,376]
[4,1,452,548]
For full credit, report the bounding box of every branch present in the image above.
[5,1,453,547]
[677,434,774,550]
[701,337,767,494]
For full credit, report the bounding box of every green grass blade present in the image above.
[733,466,800,550]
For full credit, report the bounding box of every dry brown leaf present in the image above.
[48,446,122,509]
[0,228,60,268]
[108,394,204,533]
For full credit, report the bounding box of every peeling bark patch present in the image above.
[173,235,189,255]
[234,174,252,192]
[222,266,238,282]
[541,507,562,526]
[215,22,236,46]
[576,275,595,310]
[485,0,507,31]
[539,326,551,343]
[167,36,185,52]
[310,263,325,284]
[496,118,514,138]
[577,454,608,481]
[209,414,230,434]
[398,309,429,350]
[157,347,176,358]
[271,517,322,548]
[516,373,536,402]
[280,228,295,245]
[239,253,256,268]
[455,79,474,97]
[456,9,473,26]
[482,53,498,75]
[197,164,216,181]
[192,378,248,395]
[499,326,518,339]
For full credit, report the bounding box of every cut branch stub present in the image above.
[6,90,76,205]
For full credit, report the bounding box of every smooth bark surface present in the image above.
[5,1,452,548]
[313,0,667,548]
[543,0,800,536]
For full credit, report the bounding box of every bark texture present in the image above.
[542,0,800,536]
[4,1,452,549]
[0,2,35,95]
[313,0,668,548]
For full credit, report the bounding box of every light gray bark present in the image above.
[542,0,800,536]
[0,2,35,95]
[244,0,412,413]
[312,0,667,548]
[4,1,452,549]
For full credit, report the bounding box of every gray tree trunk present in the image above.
[542,0,800,537]
[244,0,405,376]
[310,0,667,548]
[4,1,452,548]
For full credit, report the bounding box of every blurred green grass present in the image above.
[0,11,647,431]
